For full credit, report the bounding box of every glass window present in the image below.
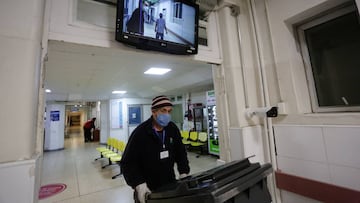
[298,2,360,112]
[173,2,183,19]
[76,0,116,29]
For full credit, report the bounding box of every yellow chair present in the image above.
[102,139,121,168]
[110,140,126,179]
[191,132,207,147]
[101,138,118,156]
[183,131,198,145]
[191,132,208,157]
[108,140,125,161]
[95,137,114,161]
[181,130,190,145]
[103,139,120,157]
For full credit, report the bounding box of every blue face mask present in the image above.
[156,113,171,127]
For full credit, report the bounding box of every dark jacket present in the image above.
[121,116,190,191]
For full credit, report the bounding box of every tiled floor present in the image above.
[39,129,218,203]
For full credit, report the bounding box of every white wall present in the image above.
[264,0,360,123]
[215,0,360,202]
[48,0,222,64]
[274,125,360,190]
[215,0,267,163]
[229,126,265,164]
[0,0,44,162]
[255,0,360,202]
[0,158,39,203]
[0,0,45,202]
[109,98,151,143]
[48,0,115,47]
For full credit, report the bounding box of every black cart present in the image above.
[147,157,273,203]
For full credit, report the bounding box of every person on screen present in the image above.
[126,7,144,34]
[155,13,168,40]
[121,95,190,203]
[83,117,96,142]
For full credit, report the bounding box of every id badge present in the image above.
[160,150,169,159]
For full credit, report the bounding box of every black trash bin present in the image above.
[146,157,272,203]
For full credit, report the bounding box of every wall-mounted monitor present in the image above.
[116,0,199,55]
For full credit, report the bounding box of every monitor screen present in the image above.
[116,0,199,55]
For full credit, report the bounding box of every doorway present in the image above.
[64,104,89,140]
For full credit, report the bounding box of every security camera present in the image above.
[245,106,278,118]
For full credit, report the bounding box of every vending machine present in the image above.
[206,90,219,156]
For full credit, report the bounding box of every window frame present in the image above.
[297,3,360,113]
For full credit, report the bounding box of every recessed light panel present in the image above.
[144,67,171,75]
[112,90,127,94]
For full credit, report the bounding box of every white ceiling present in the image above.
[45,40,214,102]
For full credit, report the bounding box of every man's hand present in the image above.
[135,183,151,203]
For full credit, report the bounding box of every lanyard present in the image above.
[154,129,166,149]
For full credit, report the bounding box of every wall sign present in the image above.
[206,90,216,106]
[50,111,60,121]
[128,105,142,125]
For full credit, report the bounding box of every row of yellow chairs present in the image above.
[180,131,208,155]
[95,137,126,179]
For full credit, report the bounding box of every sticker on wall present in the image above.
[38,183,67,200]
[50,111,60,121]
[111,101,123,129]
[128,105,141,125]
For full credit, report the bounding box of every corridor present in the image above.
[39,129,218,203]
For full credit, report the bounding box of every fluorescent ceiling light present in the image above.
[112,90,127,94]
[45,89,51,93]
[144,67,171,75]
